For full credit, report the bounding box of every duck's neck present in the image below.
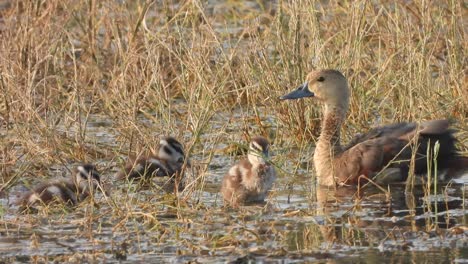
[317,106,345,150]
[314,105,346,185]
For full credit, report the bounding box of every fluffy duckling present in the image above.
[280,69,467,186]
[116,136,189,184]
[221,136,277,207]
[17,164,101,208]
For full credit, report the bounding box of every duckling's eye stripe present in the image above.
[163,146,173,155]
[250,144,260,152]
[91,172,101,181]
[170,143,184,156]
[77,166,89,178]
[161,139,184,156]
[251,142,263,152]
[317,76,325,82]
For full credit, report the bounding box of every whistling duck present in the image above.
[116,136,189,188]
[17,164,102,208]
[280,69,466,186]
[221,136,277,206]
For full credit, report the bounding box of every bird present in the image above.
[115,136,189,190]
[280,69,467,186]
[221,136,277,207]
[16,164,102,209]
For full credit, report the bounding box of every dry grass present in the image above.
[0,0,466,262]
[0,0,466,175]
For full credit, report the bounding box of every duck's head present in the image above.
[247,136,271,167]
[74,164,102,191]
[158,136,188,165]
[280,69,350,110]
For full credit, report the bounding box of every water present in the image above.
[1,112,467,263]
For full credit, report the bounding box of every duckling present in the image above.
[17,164,101,208]
[116,136,189,185]
[221,136,277,207]
[280,69,467,186]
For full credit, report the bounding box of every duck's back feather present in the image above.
[116,155,175,180]
[345,121,443,150]
[339,119,460,184]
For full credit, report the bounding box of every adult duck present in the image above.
[280,69,466,186]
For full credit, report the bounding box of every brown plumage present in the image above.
[221,136,277,207]
[16,164,102,209]
[280,69,466,186]
[115,136,189,190]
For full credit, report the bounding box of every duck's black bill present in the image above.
[279,83,314,100]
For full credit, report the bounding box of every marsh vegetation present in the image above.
[0,0,467,262]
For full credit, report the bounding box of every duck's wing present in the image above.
[116,156,170,180]
[343,122,414,151]
[221,159,250,206]
[335,137,403,184]
[337,119,458,184]
[17,182,78,207]
[343,120,451,151]
[221,161,244,189]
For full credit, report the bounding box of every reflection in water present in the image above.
[275,181,467,263]
[310,183,465,253]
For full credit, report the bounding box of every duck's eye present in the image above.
[317,76,325,82]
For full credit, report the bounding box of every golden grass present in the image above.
[0,0,466,261]
[0,1,465,169]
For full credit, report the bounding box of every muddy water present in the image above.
[0,111,467,263]
[0,0,466,262]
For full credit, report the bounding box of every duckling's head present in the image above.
[74,164,101,190]
[158,136,187,165]
[280,69,349,110]
[247,136,271,167]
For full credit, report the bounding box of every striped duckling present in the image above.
[221,136,277,207]
[17,164,102,209]
[116,136,189,188]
